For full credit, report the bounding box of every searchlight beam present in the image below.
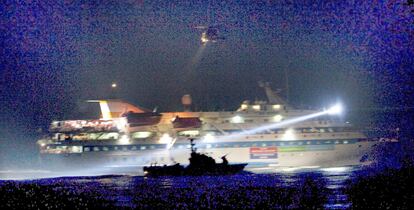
[211,104,343,142]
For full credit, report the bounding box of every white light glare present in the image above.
[327,103,343,115]
[166,138,177,150]
[203,133,215,142]
[231,115,244,123]
[282,129,295,140]
[159,133,173,144]
[201,36,208,44]
[119,135,130,144]
[321,167,350,173]
[115,118,128,132]
[273,114,283,122]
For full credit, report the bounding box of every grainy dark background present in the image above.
[1,0,413,168]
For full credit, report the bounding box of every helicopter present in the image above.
[195,26,225,45]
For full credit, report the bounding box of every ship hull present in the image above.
[38,139,380,174]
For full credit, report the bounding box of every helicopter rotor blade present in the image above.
[194,25,208,29]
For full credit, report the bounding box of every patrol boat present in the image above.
[143,139,247,176]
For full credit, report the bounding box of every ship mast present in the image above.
[258,82,288,105]
[284,68,289,103]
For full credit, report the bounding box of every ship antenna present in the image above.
[284,68,289,103]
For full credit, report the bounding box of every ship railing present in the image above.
[223,131,363,140]
[40,147,83,154]
[49,119,119,133]
[49,126,119,133]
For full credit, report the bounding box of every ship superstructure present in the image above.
[37,84,378,171]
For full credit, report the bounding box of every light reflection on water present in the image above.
[1,166,358,209]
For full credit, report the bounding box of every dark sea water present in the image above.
[2,141,413,209]
[0,166,358,209]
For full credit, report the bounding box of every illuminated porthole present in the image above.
[132,131,152,139]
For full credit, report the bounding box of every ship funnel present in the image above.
[87,100,150,119]
[181,94,192,112]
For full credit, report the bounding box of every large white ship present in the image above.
[37,83,382,172]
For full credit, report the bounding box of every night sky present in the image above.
[1,1,413,168]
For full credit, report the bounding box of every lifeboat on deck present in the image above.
[125,112,162,127]
[172,116,202,130]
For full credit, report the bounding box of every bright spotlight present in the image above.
[111,83,117,88]
[201,36,209,44]
[327,104,343,115]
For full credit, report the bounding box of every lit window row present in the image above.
[239,104,282,111]
[83,145,159,152]
[230,115,283,124]
[81,139,355,152]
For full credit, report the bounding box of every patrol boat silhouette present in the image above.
[143,139,247,176]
